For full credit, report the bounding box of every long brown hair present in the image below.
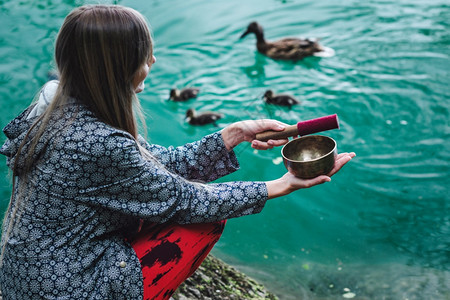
[1,5,153,263]
[56,4,153,136]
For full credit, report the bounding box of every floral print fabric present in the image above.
[0,102,268,299]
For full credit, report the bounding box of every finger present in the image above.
[267,139,289,147]
[297,175,331,188]
[251,140,276,150]
[251,140,270,150]
[256,119,288,132]
[253,137,290,149]
[328,153,355,176]
[337,152,356,159]
[260,119,289,127]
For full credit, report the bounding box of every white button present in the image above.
[119,261,127,268]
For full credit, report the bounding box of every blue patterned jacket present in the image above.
[0,102,268,299]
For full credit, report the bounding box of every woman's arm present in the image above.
[59,122,353,224]
[137,119,289,182]
[138,132,240,182]
[64,130,268,224]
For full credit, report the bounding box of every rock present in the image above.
[172,255,278,300]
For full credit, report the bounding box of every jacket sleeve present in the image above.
[53,130,268,224]
[137,132,239,182]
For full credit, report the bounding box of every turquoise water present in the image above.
[1,0,449,299]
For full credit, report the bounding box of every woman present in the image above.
[0,5,354,300]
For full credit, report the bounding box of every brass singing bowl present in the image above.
[281,135,337,179]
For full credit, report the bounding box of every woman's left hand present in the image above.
[222,119,289,151]
[266,152,356,199]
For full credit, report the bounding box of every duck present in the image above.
[185,108,223,126]
[169,88,200,101]
[240,22,334,61]
[263,90,300,107]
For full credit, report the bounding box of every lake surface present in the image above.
[0,0,449,299]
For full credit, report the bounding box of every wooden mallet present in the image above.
[255,114,340,142]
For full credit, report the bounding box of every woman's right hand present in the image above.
[221,119,289,151]
[266,152,356,199]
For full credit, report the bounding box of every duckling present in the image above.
[263,90,300,107]
[185,108,223,126]
[169,88,200,101]
[240,22,334,61]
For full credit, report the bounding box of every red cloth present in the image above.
[129,220,226,300]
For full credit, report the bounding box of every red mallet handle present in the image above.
[255,114,339,142]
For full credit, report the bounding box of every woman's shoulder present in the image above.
[48,104,137,153]
[57,104,129,135]
[47,112,141,167]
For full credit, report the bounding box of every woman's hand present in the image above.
[221,119,289,151]
[266,152,356,199]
